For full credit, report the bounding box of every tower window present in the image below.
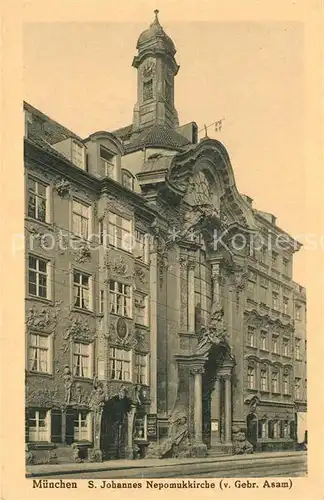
[143,80,153,101]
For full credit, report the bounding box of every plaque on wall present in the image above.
[147,414,157,440]
[211,419,219,432]
[116,317,128,339]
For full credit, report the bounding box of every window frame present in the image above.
[109,347,132,382]
[72,199,91,240]
[135,353,148,385]
[73,410,92,442]
[108,212,132,252]
[247,366,256,390]
[27,177,50,223]
[73,270,92,311]
[28,255,50,300]
[72,341,93,379]
[109,280,132,318]
[28,408,51,442]
[28,332,53,374]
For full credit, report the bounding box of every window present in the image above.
[100,146,115,178]
[295,305,301,320]
[110,280,131,317]
[247,366,256,389]
[134,294,148,326]
[282,338,289,356]
[73,342,92,378]
[143,79,153,101]
[283,373,289,394]
[283,257,289,275]
[74,411,91,441]
[260,331,268,350]
[72,140,85,169]
[72,200,89,239]
[134,415,147,440]
[295,338,301,360]
[273,420,280,439]
[260,246,268,264]
[283,297,289,315]
[28,409,50,442]
[295,378,301,400]
[272,252,278,268]
[27,178,47,222]
[134,229,149,263]
[110,348,131,381]
[258,420,267,439]
[99,290,104,314]
[29,333,50,373]
[108,213,132,251]
[272,334,279,354]
[247,326,256,347]
[271,371,279,393]
[272,292,279,310]
[135,354,148,385]
[260,369,268,391]
[28,256,48,299]
[122,170,135,191]
[74,271,91,310]
[283,420,290,438]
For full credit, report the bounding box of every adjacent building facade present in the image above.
[24,12,307,464]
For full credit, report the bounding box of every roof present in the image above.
[137,10,176,54]
[142,153,175,173]
[129,124,190,151]
[24,101,83,145]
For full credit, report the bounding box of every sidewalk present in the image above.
[26,450,306,477]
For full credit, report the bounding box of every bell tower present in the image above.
[132,10,179,132]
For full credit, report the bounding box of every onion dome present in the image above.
[136,10,176,55]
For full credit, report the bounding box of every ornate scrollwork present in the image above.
[26,387,59,408]
[55,178,71,198]
[74,243,92,264]
[26,303,61,333]
[63,316,95,343]
[195,305,229,356]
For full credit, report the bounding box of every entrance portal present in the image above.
[202,345,229,448]
[99,392,132,460]
[246,413,258,450]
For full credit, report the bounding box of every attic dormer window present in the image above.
[122,170,135,191]
[100,146,115,178]
[143,80,153,101]
[72,140,85,169]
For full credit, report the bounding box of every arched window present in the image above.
[122,170,135,191]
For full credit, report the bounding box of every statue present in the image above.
[145,412,191,459]
[195,306,228,356]
[62,366,73,403]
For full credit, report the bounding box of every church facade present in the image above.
[24,12,307,464]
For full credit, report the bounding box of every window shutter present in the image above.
[258,421,262,439]
[268,420,274,439]
[25,408,29,443]
[51,408,62,443]
[66,408,76,445]
[280,420,285,438]
[290,421,295,440]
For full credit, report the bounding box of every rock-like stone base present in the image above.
[191,442,208,458]
[125,446,134,460]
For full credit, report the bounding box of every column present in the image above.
[210,376,221,445]
[193,367,203,442]
[125,406,136,459]
[224,374,232,443]
[149,249,158,414]
[187,259,196,332]
[61,408,66,444]
[211,262,221,307]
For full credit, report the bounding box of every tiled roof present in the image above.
[24,101,83,145]
[112,124,133,141]
[130,124,190,150]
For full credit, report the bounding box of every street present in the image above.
[38,453,307,479]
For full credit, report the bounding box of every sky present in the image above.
[23,20,306,285]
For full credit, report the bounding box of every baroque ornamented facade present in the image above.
[24,12,307,464]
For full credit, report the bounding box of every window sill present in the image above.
[73,440,92,447]
[135,322,150,330]
[71,307,95,317]
[25,217,54,230]
[247,388,258,392]
[260,390,270,394]
[246,345,258,350]
[27,371,53,379]
[73,376,94,383]
[259,262,269,269]
[25,296,53,306]
[260,348,270,353]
